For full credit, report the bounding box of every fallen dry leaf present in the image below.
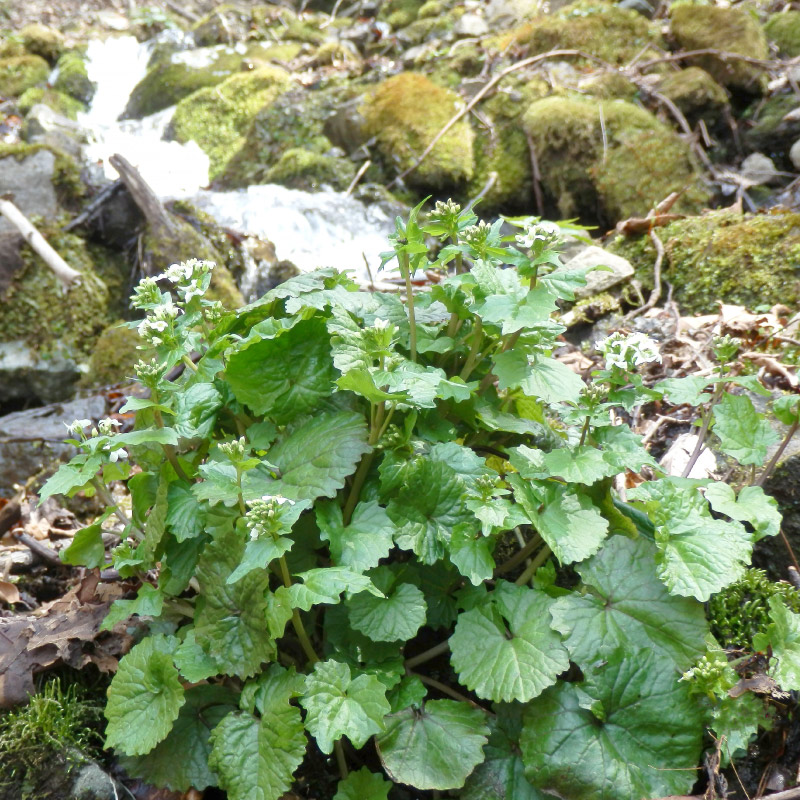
[0,580,20,605]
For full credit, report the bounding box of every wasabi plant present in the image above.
[42,201,795,799]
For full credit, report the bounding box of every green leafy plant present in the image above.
[42,202,790,799]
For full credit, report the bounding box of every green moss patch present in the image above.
[20,23,66,64]
[0,54,49,98]
[53,51,96,104]
[170,66,291,181]
[658,67,728,127]
[523,95,707,224]
[610,208,800,314]
[670,5,767,93]
[0,141,85,206]
[81,324,146,388]
[494,2,660,65]
[265,147,355,190]
[743,93,800,167]
[18,87,85,119]
[765,11,800,57]
[362,71,474,192]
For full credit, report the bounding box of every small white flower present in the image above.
[596,331,662,371]
[108,448,128,463]
[516,219,561,249]
[373,318,391,331]
[65,419,92,436]
[98,418,122,436]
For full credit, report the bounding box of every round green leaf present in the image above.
[333,767,392,800]
[450,582,569,703]
[348,582,427,642]
[376,700,489,790]
[520,649,704,800]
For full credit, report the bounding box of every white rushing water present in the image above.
[78,36,396,285]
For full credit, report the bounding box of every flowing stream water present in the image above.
[78,35,397,293]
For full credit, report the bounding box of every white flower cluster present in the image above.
[245,495,295,541]
[130,277,161,310]
[158,259,215,303]
[137,299,182,346]
[596,331,662,371]
[515,219,561,250]
[461,219,491,246]
[433,199,461,218]
[219,436,247,462]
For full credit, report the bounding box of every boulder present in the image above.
[561,246,635,299]
[485,0,541,28]
[361,72,474,192]
[20,23,66,64]
[657,67,729,129]
[18,87,84,119]
[454,13,489,37]
[0,340,83,405]
[24,104,87,159]
[0,54,49,97]
[764,11,800,58]
[670,5,768,93]
[53,51,96,104]
[522,95,708,224]
[610,208,800,315]
[0,148,58,237]
[170,66,291,180]
[740,152,779,185]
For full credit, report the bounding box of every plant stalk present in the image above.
[404,640,450,669]
[399,252,417,362]
[278,555,319,665]
[514,544,551,586]
[494,534,542,576]
[756,418,800,487]
[681,383,725,479]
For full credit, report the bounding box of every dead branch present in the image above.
[0,196,82,289]
[108,153,176,239]
[622,227,665,322]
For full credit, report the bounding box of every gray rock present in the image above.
[617,0,656,17]
[0,340,83,405]
[740,152,779,185]
[560,246,635,299]
[485,0,540,25]
[454,13,489,36]
[0,394,106,497]
[0,149,58,238]
[24,103,87,159]
[70,758,124,800]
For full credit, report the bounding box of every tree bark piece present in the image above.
[0,196,82,289]
[108,153,176,239]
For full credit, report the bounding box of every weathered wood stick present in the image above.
[0,196,82,289]
[108,153,175,238]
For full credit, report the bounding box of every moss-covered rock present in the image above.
[311,41,361,67]
[170,66,290,181]
[657,67,729,128]
[53,51,96,104]
[0,228,112,355]
[0,36,26,59]
[380,0,427,28]
[0,141,85,207]
[124,42,303,119]
[579,71,639,100]
[143,219,244,308]
[265,147,356,190]
[610,208,800,314]
[191,3,254,45]
[219,83,360,187]
[743,93,800,168]
[523,95,707,224]
[362,72,474,192]
[20,23,66,64]
[493,2,661,65]
[764,11,800,58]
[18,87,85,119]
[670,5,767,93]
[0,55,49,98]
[81,323,145,388]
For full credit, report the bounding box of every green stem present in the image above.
[279,555,319,665]
[343,452,375,526]
[494,534,542,576]
[459,319,484,381]
[153,405,190,483]
[410,672,492,715]
[681,382,725,479]
[182,354,198,372]
[404,640,450,669]
[91,477,140,539]
[514,544,551,586]
[578,415,591,447]
[756,417,800,487]
[376,404,397,442]
[334,741,349,780]
[399,252,417,362]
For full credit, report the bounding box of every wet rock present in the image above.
[71,757,125,800]
[53,51,96,105]
[745,95,800,168]
[0,341,83,406]
[0,148,58,237]
[265,147,356,191]
[454,13,488,37]
[485,0,542,27]
[741,152,779,185]
[670,5,768,93]
[192,3,255,46]
[170,66,291,180]
[562,246,635,299]
[24,104,87,159]
[18,87,84,119]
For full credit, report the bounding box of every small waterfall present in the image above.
[78,36,396,284]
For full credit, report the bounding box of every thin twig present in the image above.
[525,131,544,216]
[622,228,664,322]
[12,531,61,566]
[345,159,371,197]
[755,418,799,487]
[405,640,450,669]
[410,672,493,714]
